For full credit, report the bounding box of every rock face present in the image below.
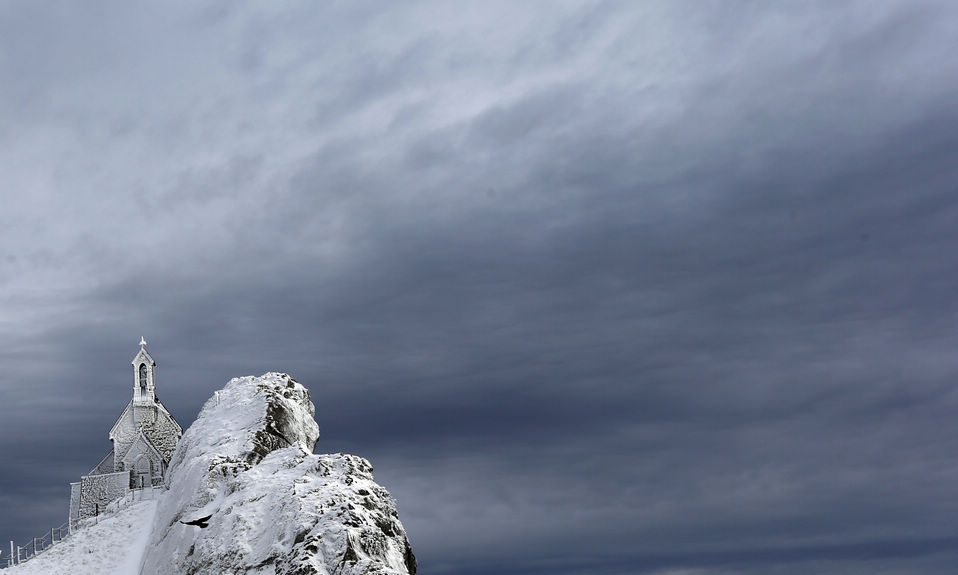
[140,373,417,575]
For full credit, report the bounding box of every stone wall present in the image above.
[121,436,166,487]
[112,403,182,465]
[74,471,131,522]
[143,406,182,461]
[91,450,115,475]
[110,403,136,452]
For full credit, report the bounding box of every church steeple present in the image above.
[75,341,183,526]
[132,337,157,405]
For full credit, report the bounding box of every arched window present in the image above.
[139,363,148,392]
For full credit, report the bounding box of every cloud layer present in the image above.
[2,1,958,573]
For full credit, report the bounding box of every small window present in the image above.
[139,363,148,392]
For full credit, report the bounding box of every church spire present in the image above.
[132,338,157,405]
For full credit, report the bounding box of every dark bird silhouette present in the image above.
[180,514,213,528]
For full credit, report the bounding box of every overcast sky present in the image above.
[1,1,958,573]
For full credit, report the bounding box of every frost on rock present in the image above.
[140,372,417,575]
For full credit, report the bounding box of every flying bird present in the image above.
[180,514,213,528]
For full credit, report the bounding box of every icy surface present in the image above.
[140,372,416,575]
[3,500,156,575]
[4,372,415,575]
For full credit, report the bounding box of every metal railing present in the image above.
[6,521,70,567]
[7,485,158,568]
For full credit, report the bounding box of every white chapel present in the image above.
[69,339,183,525]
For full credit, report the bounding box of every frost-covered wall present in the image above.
[109,403,136,452]
[120,435,166,487]
[90,450,115,475]
[69,482,81,527]
[70,471,131,525]
[139,405,181,462]
[110,403,181,466]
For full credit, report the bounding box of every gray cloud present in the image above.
[2,1,958,573]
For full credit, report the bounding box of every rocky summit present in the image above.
[140,372,417,575]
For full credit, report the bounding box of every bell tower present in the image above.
[132,336,157,405]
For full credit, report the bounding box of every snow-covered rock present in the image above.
[140,372,417,575]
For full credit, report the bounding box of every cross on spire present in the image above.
[140,336,147,348]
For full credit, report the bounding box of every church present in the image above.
[69,339,183,527]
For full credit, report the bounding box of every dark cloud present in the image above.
[2,1,958,573]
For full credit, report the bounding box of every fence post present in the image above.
[10,541,13,566]
[33,538,37,556]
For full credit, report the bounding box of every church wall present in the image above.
[133,405,159,427]
[111,406,137,455]
[145,408,182,461]
[76,471,131,522]
[90,450,115,475]
[121,439,165,487]
[112,404,181,464]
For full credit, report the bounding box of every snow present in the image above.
[5,372,415,575]
[141,372,416,574]
[3,500,156,575]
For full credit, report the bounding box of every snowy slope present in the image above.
[4,372,415,575]
[3,500,156,575]
[140,372,417,575]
